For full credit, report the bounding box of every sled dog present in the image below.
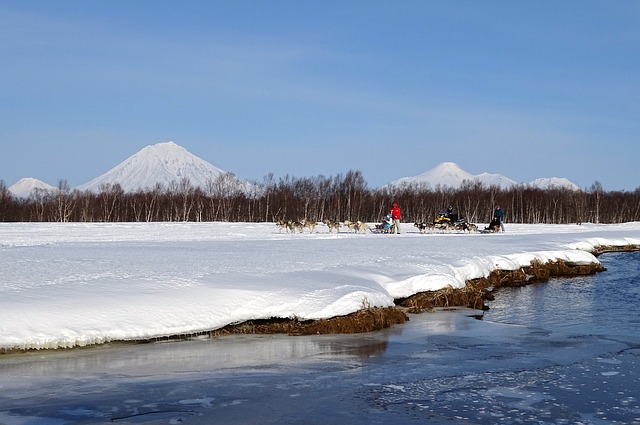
[413,221,434,234]
[343,220,357,232]
[356,221,369,233]
[344,220,368,233]
[323,219,341,233]
[288,220,304,233]
[434,221,453,233]
[276,219,289,233]
[302,219,317,233]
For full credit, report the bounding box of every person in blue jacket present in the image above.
[494,206,505,232]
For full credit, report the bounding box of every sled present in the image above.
[370,223,395,234]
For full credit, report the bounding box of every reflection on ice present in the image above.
[1,252,639,424]
[1,309,638,425]
[0,307,485,382]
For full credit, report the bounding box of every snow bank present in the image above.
[2,222,639,351]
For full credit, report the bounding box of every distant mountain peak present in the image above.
[428,161,469,175]
[528,177,581,191]
[76,141,246,193]
[438,161,462,169]
[139,141,184,156]
[388,162,516,190]
[8,178,56,198]
[386,162,578,190]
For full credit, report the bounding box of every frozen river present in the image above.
[1,252,638,424]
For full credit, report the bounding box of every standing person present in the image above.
[446,205,458,223]
[494,205,505,232]
[390,202,401,234]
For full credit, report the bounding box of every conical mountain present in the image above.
[8,178,57,198]
[76,141,240,193]
[388,162,471,188]
[388,162,517,189]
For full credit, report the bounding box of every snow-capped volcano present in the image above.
[387,162,580,191]
[528,177,581,191]
[76,142,246,193]
[8,177,57,198]
[388,162,517,190]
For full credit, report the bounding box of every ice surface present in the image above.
[0,308,637,424]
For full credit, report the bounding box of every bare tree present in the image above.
[178,177,195,221]
[98,183,124,222]
[590,181,604,224]
[53,179,74,222]
[262,173,276,222]
[4,170,640,225]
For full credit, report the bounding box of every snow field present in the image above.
[2,221,639,351]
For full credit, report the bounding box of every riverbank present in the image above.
[208,256,610,337]
[208,240,640,337]
[2,222,640,352]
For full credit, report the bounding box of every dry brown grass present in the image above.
[396,259,605,313]
[210,307,408,337]
[591,244,640,255]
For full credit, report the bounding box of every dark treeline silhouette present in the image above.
[1,172,639,224]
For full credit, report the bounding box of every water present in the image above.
[485,251,640,339]
[0,253,638,424]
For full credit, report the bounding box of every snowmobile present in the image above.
[434,207,463,226]
[434,207,459,224]
[433,207,476,232]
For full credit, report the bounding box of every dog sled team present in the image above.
[413,206,478,234]
[413,219,478,234]
[276,204,504,235]
[276,218,369,234]
[275,219,318,234]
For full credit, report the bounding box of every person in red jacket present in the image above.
[390,202,401,234]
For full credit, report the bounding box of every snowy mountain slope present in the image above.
[388,162,517,190]
[76,141,249,193]
[387,162,579,190]
[528,177,581,191]
[8,177,57,198]
[474,172,518,189]
[388,162,474,188]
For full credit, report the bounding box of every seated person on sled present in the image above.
[382,214,393,230]
[375,214,394,232]
[485,216,502,233]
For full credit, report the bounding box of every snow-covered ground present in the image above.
[2,221,640,351]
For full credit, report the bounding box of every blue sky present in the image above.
[1,1,639,191]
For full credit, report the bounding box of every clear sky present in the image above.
[1,1,639,191]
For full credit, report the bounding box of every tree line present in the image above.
[1,171,639,224]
